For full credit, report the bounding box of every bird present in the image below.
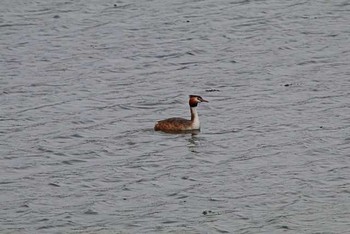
[154,95,208,133]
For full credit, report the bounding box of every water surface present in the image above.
[1,0,349,233]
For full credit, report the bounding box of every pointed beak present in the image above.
[201,99,208,103]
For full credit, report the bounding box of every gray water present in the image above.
[1,0,349,233]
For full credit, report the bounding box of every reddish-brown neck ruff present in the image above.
[189,95,208,107]
[189,97,199,107]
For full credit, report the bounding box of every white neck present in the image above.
[190,106,200,129]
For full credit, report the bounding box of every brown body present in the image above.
[154,95,208,133]
[154,118,192,132]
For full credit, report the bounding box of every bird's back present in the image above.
[154,117,192,132]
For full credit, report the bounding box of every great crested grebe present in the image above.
[154,95,208,132]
